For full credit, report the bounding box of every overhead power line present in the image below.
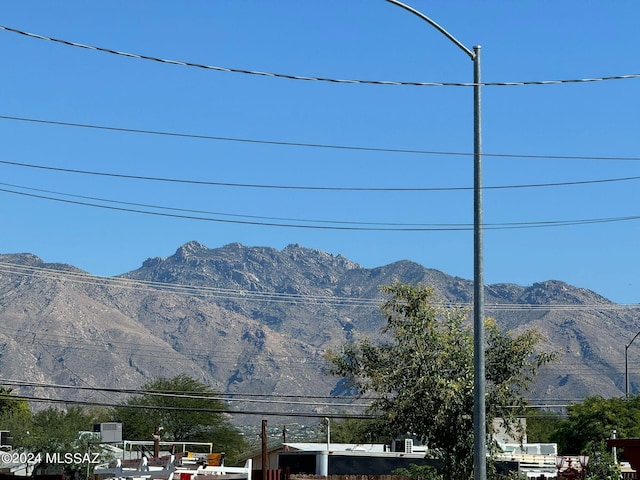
[2,115,640,162]
[0,182,448,227]
[4,161,640,192]
[4,393,373,419]
[0,261,384,307]
[0,378,370,409]
[0,186,437,231]
[1,25,640,87]
[0,260,638,312]
[3,183,640,232]
[0,379,610,415]
[0,378,363,402]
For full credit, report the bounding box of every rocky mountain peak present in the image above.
[522,280,612,305]
[0,242,635,414]
[174,240,209,260]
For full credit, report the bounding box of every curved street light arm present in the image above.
[381,2,484,479]
[384,0,476,60]
[625,329,640,397]
[628,330,640,351]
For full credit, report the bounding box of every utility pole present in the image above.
[383,2,485,478]
[153,425,161,459]
[262,420,268,480]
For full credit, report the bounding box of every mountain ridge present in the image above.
[0,241,636,422]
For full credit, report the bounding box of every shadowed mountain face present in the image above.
[0,241,636,419]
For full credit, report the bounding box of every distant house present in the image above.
[247,441,435,476]
[245,423,559,479]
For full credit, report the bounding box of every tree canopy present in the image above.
[328,283,555,480]
[551,395,640,454]
[0,386,30,418]
[0,405,112,479]
[113,374,247,463]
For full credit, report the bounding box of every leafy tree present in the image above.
[320,418,388,444]
[524,411,563,443]
[327,283,555,480]
[0,407,32,451]
[393,463,443,480]
[0,386,30,418]
[0,386,33,449]
[113,374,247,463]
[583,440,620,480]
[8,406,112,479]
[551,395,640,454]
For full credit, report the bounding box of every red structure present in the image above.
[608,438,640,472]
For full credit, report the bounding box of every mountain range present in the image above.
[0,240,637,427]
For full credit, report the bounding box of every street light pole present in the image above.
[383,2,485,479]
[472,44,485,480]
[625,330,640,397]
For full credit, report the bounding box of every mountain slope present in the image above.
[0,242,637,419]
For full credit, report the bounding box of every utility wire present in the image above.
[2,378,604,412]
[0,379,369,409]
[4,327,331,365]
[3,161,640,191]
[0,182,439,227]
[2,25,639,88]
[0,378,607,407]
[0,261,384,307]
[2,185,640,231]
[1,261,637,312]
[2,114,640,162]
[6,180,640,232]
[6,323,640,379]
[0,378,608,413]
[32,339,115,404]
[4,393,372,419]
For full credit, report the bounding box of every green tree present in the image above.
[551,395,640,454]
[328,283,555,480]
[113,374,247,463]
[394,463,443,480]
[315,418,388,444]
[0,387,33,451]
[524,411,563,443]
[9,406,112,479]
[0,386,30,418]
[583,440,620,480]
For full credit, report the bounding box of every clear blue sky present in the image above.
[1,1,639,303]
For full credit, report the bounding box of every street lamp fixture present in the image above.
[555,455,566,478]
[383,2,485,479]
[578,455,590,470]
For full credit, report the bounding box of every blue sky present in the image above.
[1,1,639,304]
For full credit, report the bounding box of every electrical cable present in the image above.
[3,184,640,231]
[0,378,368,402]
[0,182,444,227]
[0,261,385,306]
[5,323,640,380]
[0,381,601,416]
[1,260,638,311]
[33,339,115,403]
[0,378,370,409]
[7,181,640,233]
[2,25,639,88]
[2,114,640,162]
[3,378,594,408]
[3,161,640,192]
[1,393,373,419]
